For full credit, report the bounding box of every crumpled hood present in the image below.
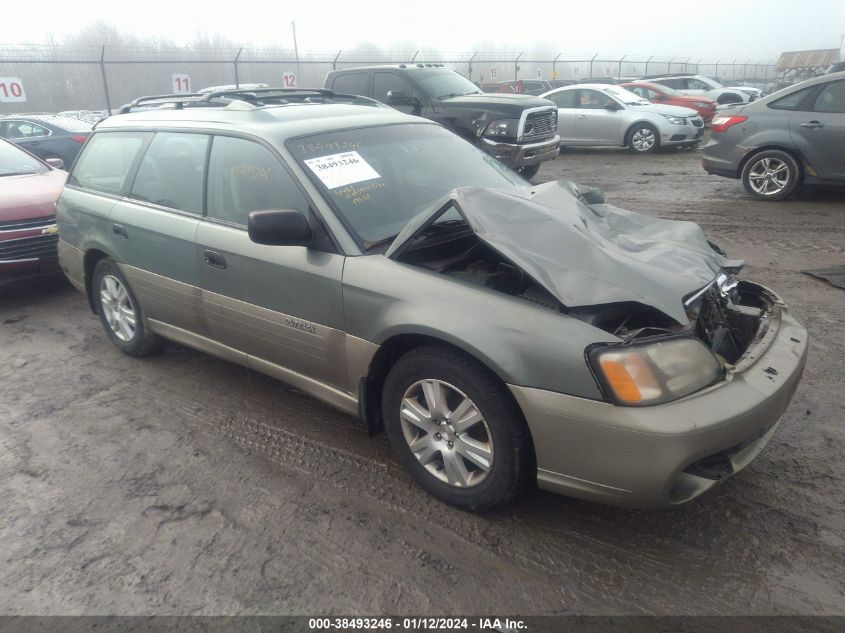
[390,181,726,324]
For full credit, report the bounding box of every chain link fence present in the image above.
[0,44,778,115]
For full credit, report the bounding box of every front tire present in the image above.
[381,345,534,511]
[627,124,659,153]
[517,164,541,179]
[740,150,800,201]
[93,258,163,356]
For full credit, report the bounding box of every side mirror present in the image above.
[45,157,64,169]
[387,90,420,107]
[248,209,313,246]
[605,102,622,111]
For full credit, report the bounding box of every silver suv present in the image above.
[57,88,806,510]
[702,71,845,200]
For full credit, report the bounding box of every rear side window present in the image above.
[548,90,578,108]
[69,132,151,194]
[769,87,814,111]
[206,136,309,227]
[330,72,369,96]
[2,121,50,139]
[130,132,209,214]
[812,80,845,113]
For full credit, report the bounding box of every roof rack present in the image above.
[117,88,383,114]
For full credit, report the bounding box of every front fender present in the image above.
[342,255,613,400]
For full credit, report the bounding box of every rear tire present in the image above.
[717,92,744,105]
[740,149,800,201]
[93,258,163,357]
[381,345,534,511]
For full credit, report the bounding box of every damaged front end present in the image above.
[387,180,772,405]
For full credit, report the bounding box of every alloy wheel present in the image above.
[399,379,494,487]
[747,157,790,196]
[99,274,137,342]
[631,127,657,152]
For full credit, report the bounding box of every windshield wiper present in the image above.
[0,171,36,177]
[437,90,481,99]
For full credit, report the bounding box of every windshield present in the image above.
[288,123,526,248]
[600,85,650,105]
[0,140,47,176]
[411,69,481,99]
[649,83,682,96]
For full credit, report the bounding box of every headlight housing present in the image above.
[661,114,687,125]
[693,101,712,109]
[589,337,722,406]
[482,118,519,138]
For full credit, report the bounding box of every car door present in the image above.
[547,89,580,143]
[574,89,622,145]
[789,79,845,180]
[197,134,348,389]
[110,131,209,335]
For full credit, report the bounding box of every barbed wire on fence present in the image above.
[0,44,779,114]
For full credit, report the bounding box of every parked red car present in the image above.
[0,139,67,287]
[622,81,718,121]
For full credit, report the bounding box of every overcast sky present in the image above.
[4,0,844,60]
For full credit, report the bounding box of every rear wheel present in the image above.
[93,258,163,356]
[627,124,659,153]
[382,345,534,510]
[741,150,800,201]
[717,92,744,105]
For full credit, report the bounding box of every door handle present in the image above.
[112,223,128,239]
[577,114,587,119]
[800,120,824,129]
[203,250,227,269]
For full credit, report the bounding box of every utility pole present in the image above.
[292,21,302,79]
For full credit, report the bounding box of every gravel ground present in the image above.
[1,141,844,616]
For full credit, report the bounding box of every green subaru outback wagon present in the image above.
[57,88,807,510]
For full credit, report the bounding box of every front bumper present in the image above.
[509,289,808,508]
[479,134,560,168]
[0,224,61,288]
[661,118,705,146]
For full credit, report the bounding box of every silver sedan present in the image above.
[541,84,705,152]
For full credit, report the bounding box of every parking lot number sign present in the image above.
[490,67,497,80]
[283,72,297,88]
[0,77,27,102]
[172,74,191,94]
[536,68,543,79]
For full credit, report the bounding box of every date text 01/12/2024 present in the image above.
[307,617,527,630]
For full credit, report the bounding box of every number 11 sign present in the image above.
[172,74,191,94]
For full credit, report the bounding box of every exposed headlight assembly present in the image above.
[589,337,723,406]
[483,118,519,138]
[661,114,687,125]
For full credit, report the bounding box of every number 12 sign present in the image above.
[0,77,27,103]
[172,74,191,94]
[282,72,297,88]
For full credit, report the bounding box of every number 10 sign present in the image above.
[0,77,27,102]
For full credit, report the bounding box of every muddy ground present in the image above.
[1,142,844,616]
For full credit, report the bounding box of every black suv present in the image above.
[324,64,559,178]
